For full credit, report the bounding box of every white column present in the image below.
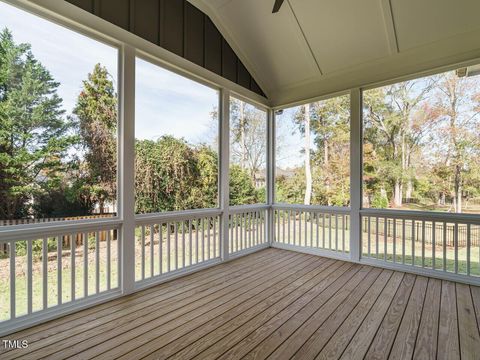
[350,88,362,261]
[119,45,136,293]
[220,89,230,260]
[267,109,275,245]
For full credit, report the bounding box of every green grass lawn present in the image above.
[134,228,221,281]
[274,218,351,253]
[273,217,480,277]
[0,240,119,322]
[361,235,480,276]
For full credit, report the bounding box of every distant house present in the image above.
[254,167,295,188]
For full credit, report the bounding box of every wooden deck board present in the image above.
[437,280,460,360]
[167,261,352,360]
[387,276,429,360]
[413,278,441,360]
[363,273,416,360]
[457,283,480,360]
[2,248,479,360]
[288,268,391,360]
[259,267,383,360]
[318,271,405,360]
[34,251,303,360]
[140,258,340,360]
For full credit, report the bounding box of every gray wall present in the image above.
[65,0,266,98]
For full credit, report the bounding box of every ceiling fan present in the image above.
[272,0,285,13]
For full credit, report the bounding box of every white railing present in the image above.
[3,203,479,336]
[272,204,350,258]
[134,209,222,286]
[0,220,122,333]
[228,205,269,256]
[361,209,480,284]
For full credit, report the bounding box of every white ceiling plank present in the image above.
[391,0,480,51]
[271,28,480,106]
[188,0,321,96]
[211,0,320,89]
[380,0,399,54]
[286,0,323,75]
[288,0,391,74]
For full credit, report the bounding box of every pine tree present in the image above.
[73,64,117,214]
[0,29,73,219]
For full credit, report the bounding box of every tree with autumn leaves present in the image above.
[278,72,480,213]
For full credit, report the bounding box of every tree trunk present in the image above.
[393,180,402,207]
[404,141,413,202]
[324,134,329,167]
[454,164,462,213]
[304,104,312,205]
[99,198,105,215]
[240,102,246,170]
[406,180,413,202]
[439,192,445,206]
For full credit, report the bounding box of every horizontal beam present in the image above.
[360,257,480,287]
[0,218,122,243]
[360,208,480,224]
[228,242,270,259]
[134,257,223,291]
[228,204,270,214]
[135,208,223,225]
[273,203,350,214]
[271,242,350,261]
[0,289,122,337]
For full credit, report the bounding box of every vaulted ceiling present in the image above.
[189,0,480,106]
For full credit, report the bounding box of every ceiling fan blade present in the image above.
[272,0,285,13]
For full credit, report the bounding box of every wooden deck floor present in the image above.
[2,248,480,360]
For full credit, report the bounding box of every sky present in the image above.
[135,58,218,143]
[0,2,118,114]
[276,106,314,169]
[0,1,218,145]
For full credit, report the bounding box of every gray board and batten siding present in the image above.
[65,0,266,98]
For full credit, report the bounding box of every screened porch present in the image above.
[1,0,480,359]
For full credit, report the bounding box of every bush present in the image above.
[371,193,388,208]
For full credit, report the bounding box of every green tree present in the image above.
[280,95,350,207]
[275,169,306,205]
[193,145,218,209]
[72,64,117,214]
[0,29,74,219]
[428,73,480,212]
[363,80,436,207]
[310,95,350,206]
[230,99,267,186]
[135,136,202,213]
[229,165,258,206]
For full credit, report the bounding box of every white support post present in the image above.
[220,89,230,261]
[119,45,136,293]
[267,109,275,245]
[350,88,362,261]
